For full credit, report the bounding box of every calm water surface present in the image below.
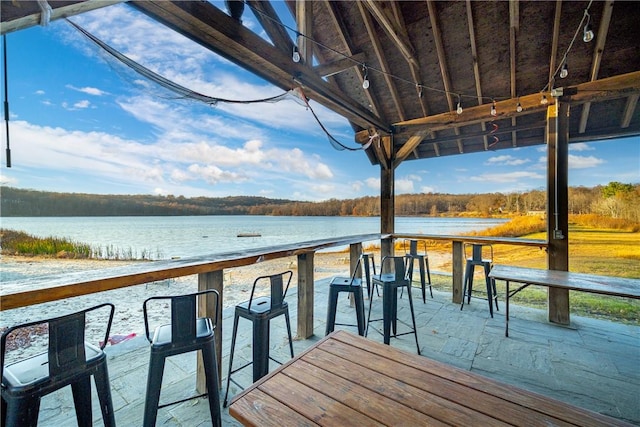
[1,216,506,260]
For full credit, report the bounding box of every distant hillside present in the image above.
[1,183,638,220]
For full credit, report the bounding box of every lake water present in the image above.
[1,216,506,260]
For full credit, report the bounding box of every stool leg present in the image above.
[418,256,426,303]
[382,283,393,345]
[3,395,40,427]
[71,376,93,427]
[94,362,116,427]
[284,309,294,358]
[143,353,166,427]
[492,278,499,312]
[325,287,340,336]
[460,262,474,310]
[223,312,241,407]
[365,283,376,337]
[354,287,366,336]
[253,317,270,382]
[405,284,421,355]
[391,287,398,336]
[425,256,433,298]
[484,263,494,318]
[202,342,222,427]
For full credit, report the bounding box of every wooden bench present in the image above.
[229,330,632,426]
[489,265,640,336]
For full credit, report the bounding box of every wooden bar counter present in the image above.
[229,330,631,426]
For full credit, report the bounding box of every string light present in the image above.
[560,62,568,79]
[540,94,549,105]
[583,11,594,42]
[456,95,463,115]
[362,65,370,89]
[292,45,300,63]
[516,101,523,113]
[490,100,497,116]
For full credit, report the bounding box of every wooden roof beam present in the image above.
[313,52,366,78]
[131,1,390,132]
[465,0,489,149]
[0,0,123,35]
[295,0,313,66]
[548,0,563,88]
[426,0,463,154]
[362,0,417,68]
[357,1,406,121]
[509,0,519,147]
[355,70,640,142]
[578,0,614,134]
[246,1,294,55]
[621,94,639,128]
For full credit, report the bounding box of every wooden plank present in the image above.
[328,331,632,427]
[298,350,506,426]
[197,270,223,391]
[316,339,575,427]
[489,265,640,298]
[283,359,451,426]
[296,252,314,339]
[257,373,384,426]
[229,388,320,427]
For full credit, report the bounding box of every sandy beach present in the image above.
[0,250,451,351]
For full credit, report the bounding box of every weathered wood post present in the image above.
[198,270,224,391]
[297,252,315,338]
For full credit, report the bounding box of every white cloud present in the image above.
[569,154,604,169]
[569,143,594,152]
[35,90,45,95]
[366,177,380,190]
[469,171,544,183]
[396,179,415,194]
[485,155,530,166]
[73,100,91,109]
[67,85,107,96]
[421,185,436,193]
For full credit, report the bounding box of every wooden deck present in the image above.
[3,279,638,426]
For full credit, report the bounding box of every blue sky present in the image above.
[1,2,638,201]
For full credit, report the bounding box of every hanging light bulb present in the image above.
[292,45,301,63]
[540,94,549,105]
[362,65,370,90]
[560,62,568,79]
[456,96,463,115]
[516,101,523,113]
[490,101,497,116]
[583,12,594,42]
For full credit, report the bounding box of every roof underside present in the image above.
[2,0,640,169]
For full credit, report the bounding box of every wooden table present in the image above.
[489,265,640,337]
[229,330,631,426]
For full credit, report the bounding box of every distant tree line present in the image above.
[1,182,638,221]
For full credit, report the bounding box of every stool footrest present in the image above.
[157,392,208,410]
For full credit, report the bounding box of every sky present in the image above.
[0,1,638,202]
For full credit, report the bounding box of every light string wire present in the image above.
[245,0,595,106]
[66,18,292,105]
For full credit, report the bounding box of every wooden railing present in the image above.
[0,232,546,391]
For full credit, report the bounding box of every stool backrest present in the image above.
[1,303,114,380]
[465,243,493,262]
[379,256,410,284]
[143,289,220,344]
[247,270,293,311]
[404,239,427,256]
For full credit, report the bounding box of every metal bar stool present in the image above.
[142,289,221,427]
[365,256,421,354]
[1,303,116,427]
[460,243,499,317]
[325,254,371,336]
[223,271,294,407]
[403,239,433,302]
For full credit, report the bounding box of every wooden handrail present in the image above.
[1,233,385,311]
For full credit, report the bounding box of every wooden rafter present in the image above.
[362,0,417,68]
[313,52,366,78]
[548,0,563,88]
[131,1,390,131]
[465,0,489,150]
[509,0,519,147]
[357,1,406,121]
[621,95,639,128]
[578,0,614,134]
[295,0,313,65]
[246,0,293,55]
[426,0,463,154]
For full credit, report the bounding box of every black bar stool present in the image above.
[142,289,221,427]
[365,255,421,354]
[223,271,294,407]
[1,303,116,427]
[403,239,433,302]
[460,243,499,317]
[325,253,372,336]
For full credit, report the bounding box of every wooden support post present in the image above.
[452,241,463,303]
[546,100,570,325]
[380,162,395,260]
[297,252,315,339]
[198,270,223,391]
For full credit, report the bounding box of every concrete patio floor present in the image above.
[31,276,639,426]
